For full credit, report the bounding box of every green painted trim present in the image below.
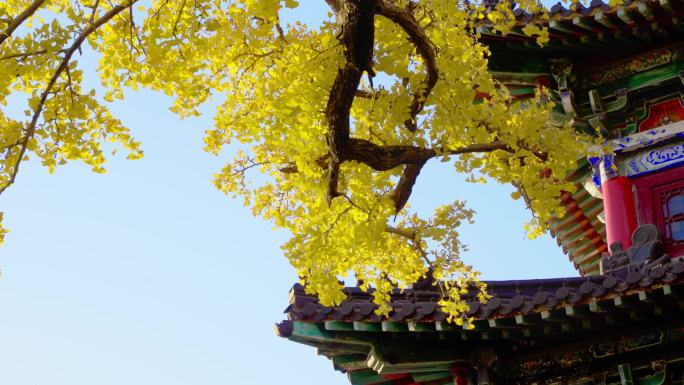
[488,72,549,85]
[408,322,435,332]
[348,370,390,385]
[381,321,408,332]
[596,62,684,96]
[638,369,667,385]
[553,220,584,238]
[603,93,629,113]
[578,257,602,274]
[287,321,375,356]
[333,354,370,372]
[435,321,462,331]
[370,360,457,376]
[566,238,596,255]
[626,63,684,90]
[411,370,453,382]
[293,321,328,338]
[509,86,536,96]
[353,322,381,332]
[549,19,576,34]
[325,321,354,331]
[588,298,613,314]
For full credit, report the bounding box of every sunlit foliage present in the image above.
[0,0,589,324]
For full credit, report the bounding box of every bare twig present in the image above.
[385,225,430,263]
[88,0,101,24]
[0,48,68,61]
[171,0,188,60]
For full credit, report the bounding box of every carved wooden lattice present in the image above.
[657,184,684,250]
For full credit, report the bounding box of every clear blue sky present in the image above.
[0,4,576,385]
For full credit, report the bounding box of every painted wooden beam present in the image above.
[411,371,452,382]
[333,354,371,372]
[354,321,381,332]
[488,317,518,329]
[564,304,591,319]
[638,360,667,385]
[594,11,617,29]
[381,321,408,332]
[573,16,603,33]
[541,308,569,322]
[348,370,391,385]
[515,313,542,326]
[617,8,635,25]
[293,321,329,338]
[637,2,655,21]
[325,320,354,331]
[614,295,639,309]
[618,364,634,385]
[435,321,461,332]
[663,284,684,298]
[408,322,435,332]
[589,298,615,314]
[638,290,662,304]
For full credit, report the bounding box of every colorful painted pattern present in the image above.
[639,98,684,132]
[609,120,684,154]
[579,47,681,89]
[620,142,684,178]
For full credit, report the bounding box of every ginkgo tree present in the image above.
[0,0,590,325]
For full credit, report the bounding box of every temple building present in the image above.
[277,1,684,384]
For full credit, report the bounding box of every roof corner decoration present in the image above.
[600,224,667,276]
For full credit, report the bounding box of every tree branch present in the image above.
[0,0,138,195]
[322,0,538,214]
[0,48,69,61]
[0,0,46,46]
[280,140,512,177]
[385,225,430,263]
[343,138,512,171]
[392,161,425,213]
[376,1,438,132]
[325,0,377,203]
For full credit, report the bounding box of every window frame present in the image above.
[633,165,684,257]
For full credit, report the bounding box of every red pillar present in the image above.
[602,176,638,251]
[452,367,469,385]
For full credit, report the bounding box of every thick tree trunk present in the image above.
[325,0,377,201]
[322,0,512,212]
